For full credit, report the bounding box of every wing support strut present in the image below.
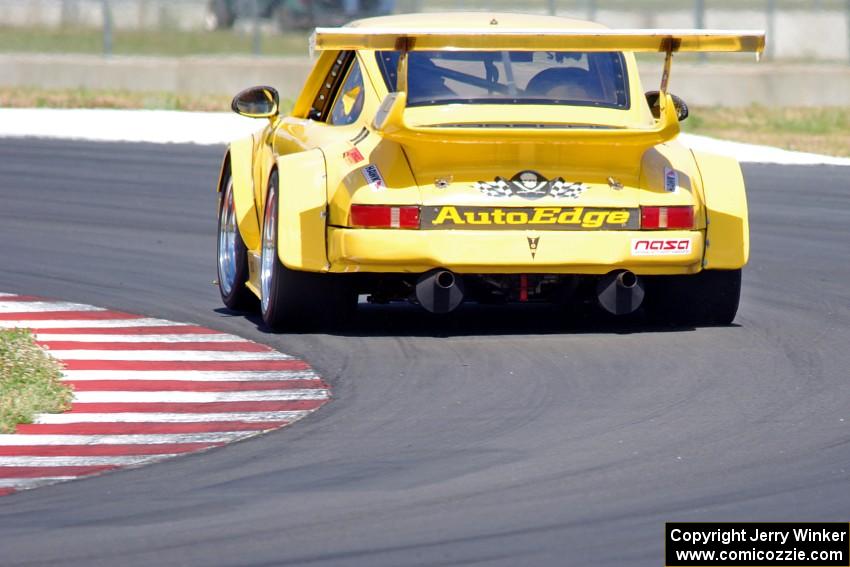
[659,37,680,94]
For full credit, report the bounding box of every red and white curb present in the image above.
[0,293,330,496]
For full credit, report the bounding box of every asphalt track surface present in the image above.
[0,138,848,567]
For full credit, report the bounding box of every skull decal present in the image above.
[476,170,585,200]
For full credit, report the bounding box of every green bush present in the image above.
[0,330,73,434]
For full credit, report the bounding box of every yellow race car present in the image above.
[215,13,765,330]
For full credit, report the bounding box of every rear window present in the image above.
[376,50,629,109]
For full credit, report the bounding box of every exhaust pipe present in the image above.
[416,269,465,314]
[596,270,645,315]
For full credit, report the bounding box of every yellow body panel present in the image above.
[275,149,330,271]
[228,135,261,251]
[693,151,750,269]
[639,142,706,223]
[222,12,754,291]
[328,228,704,275]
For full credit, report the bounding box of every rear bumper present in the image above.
[327,227,705,275]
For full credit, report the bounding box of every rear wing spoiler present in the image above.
[310,27,765,148]
[311,27,764,94]
[311,27,765,55]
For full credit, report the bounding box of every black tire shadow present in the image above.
[219,302,741,338]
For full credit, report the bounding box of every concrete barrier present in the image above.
[0,54,847,107]
[0,54,314,101]
[638,62,850,107]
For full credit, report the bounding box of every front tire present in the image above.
[648,269,742,326]
[217,168,257,311]
[260,170,355,331]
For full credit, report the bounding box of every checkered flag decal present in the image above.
[475,179,514,197]
[549,179,585,199]
[475,173,586,200]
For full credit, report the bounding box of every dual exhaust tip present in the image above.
[416,269,645,315]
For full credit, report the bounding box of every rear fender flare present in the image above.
[225,137,261,251]
[275,149,329,271]
[692,150,749,269]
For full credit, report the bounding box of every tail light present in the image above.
[350,205,420,229]
[640,206,694,230]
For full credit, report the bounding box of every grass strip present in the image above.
[683,105,850,157]
[0,86,233,112]
[0,329,73,434]
[0,26,310,57]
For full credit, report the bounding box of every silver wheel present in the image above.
[260,186,277,315]
[257,169,353,331]
[217,179,238,297]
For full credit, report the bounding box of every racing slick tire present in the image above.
[648,269,742,326]
[260,170,355,331]
[217,167,258,312]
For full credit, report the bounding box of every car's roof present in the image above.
[347,12,609,31]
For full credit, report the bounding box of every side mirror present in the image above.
[645,91,689,122]
[231,86,279,119]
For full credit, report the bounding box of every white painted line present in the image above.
[0,293,18,298]
[680,133,850,167]
[0,318,187,329]
[60,370,318,381]
[0,478,78,489]
[35,333,246,343]
[71,389,330,403]
[0,108,258,146]
[0,432,255,445]
[34,411,310,424]
[0,455,176,467]
[47,350,292,361]
[0,301,105,313]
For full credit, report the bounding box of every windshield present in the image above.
[376,50,630,109]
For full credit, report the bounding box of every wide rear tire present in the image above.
[217,168,257,311]
[648,269,742,326]
[260,170,355,331]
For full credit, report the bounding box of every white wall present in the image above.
[0,1,847,61]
